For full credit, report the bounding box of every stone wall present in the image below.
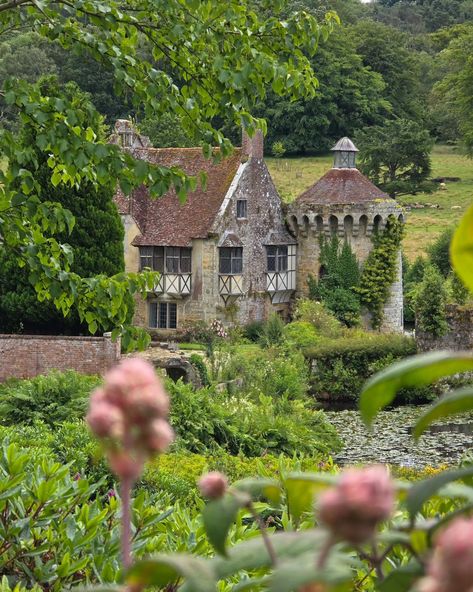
[416,304,473,352]
[0,334,121,381]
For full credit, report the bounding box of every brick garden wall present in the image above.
[0,334,121,381]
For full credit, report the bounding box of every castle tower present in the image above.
[287,137,404,332]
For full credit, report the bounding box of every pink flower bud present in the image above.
[423,518,473,592]
[319,465,394,544]
[104,358,159,408]
[198,472,228,499]
[127,384,170,422]
[145,419,174,453]
[86,400,124,439]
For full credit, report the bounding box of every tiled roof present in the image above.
[296,168,388,206]
[116,147,243,246]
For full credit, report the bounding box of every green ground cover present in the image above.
[267,145,473,261]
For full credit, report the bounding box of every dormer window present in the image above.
[236,199,247,219]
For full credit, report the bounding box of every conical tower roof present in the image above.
[295,136,387,206]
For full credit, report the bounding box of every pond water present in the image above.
[325,406,473,468]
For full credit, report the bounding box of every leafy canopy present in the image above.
[0,0,337,349]
[355,118,434,198]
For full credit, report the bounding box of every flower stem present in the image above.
[121,475,133,569]
[247,502,278,567]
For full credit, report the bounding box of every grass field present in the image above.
[267,145,473,261]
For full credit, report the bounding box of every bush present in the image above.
[293,299,342,338]
[428,226,454,277]
[322,287,361,327]
[189,353,210,386]
[259,313,285,347]
[241,320,266,342]
[306,333,418,402]
[218,344,309,401]
[415,265,448,337]
[0,443,173,590]
[166,378,341,457]
[0,370,101,426]
[283,321,320,349]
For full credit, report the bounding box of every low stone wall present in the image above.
[416,304,473,352]
[0,334,121,381]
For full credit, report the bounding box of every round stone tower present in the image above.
[287,137,405,332]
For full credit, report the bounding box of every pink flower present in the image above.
[198,472,228,499]
[87,357,173,480]
[318,465,394,544]
[145,419,174,453]
[420,518,473,592]
[86,400,124,439]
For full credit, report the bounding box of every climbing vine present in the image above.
[355,215,404,329]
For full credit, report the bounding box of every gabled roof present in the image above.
[115,147,243,246]
[296,167,388,206]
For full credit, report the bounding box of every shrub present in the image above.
[427,226,455,277]
[0,443,172,590]
[166,378,340,457]
[218,344,309,401]
[306,333,418,402]
[283,321,320,349]
[308,237,361,326]
[415,264,448,337]
[0,370,101,426]
[293,299,342,338]
[259,313,285,347]
[189,353,210,386]
[241,320,266,342]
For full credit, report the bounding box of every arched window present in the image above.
[328,215,338,235]
[358,215,368,236]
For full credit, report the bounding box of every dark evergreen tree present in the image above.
[0,80,128,334]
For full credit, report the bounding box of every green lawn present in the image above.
[267,145,473,261]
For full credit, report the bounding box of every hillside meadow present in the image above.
[267,144,473,261]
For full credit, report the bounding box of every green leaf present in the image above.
[285,472,337,524]
[233,478,281,505]
[378,562,423,592]
[406,466,473,517]
[203,492,249,556]
[413,386,473,438]
[451,202,473,292]
[360,351,473,425]
[211,530,327,579]
[126,555,216,592]
[268,550,351,592]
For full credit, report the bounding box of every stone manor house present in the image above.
[112,121,404,334]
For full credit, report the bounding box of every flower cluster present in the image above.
[210,319,228,339]
[419,518,473,592]
[318,465,394,544]
[87,357,173,480]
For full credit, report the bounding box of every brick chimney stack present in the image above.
[241,128,264,161]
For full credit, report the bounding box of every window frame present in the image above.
[219,247,243,275]
[236,199,248,219]
[267,245,288,272]
[140,246,191,274]
[149,301,177,329]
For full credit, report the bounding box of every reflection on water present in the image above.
[325,406,473,468]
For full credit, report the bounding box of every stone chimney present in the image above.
[241,128,264,161]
